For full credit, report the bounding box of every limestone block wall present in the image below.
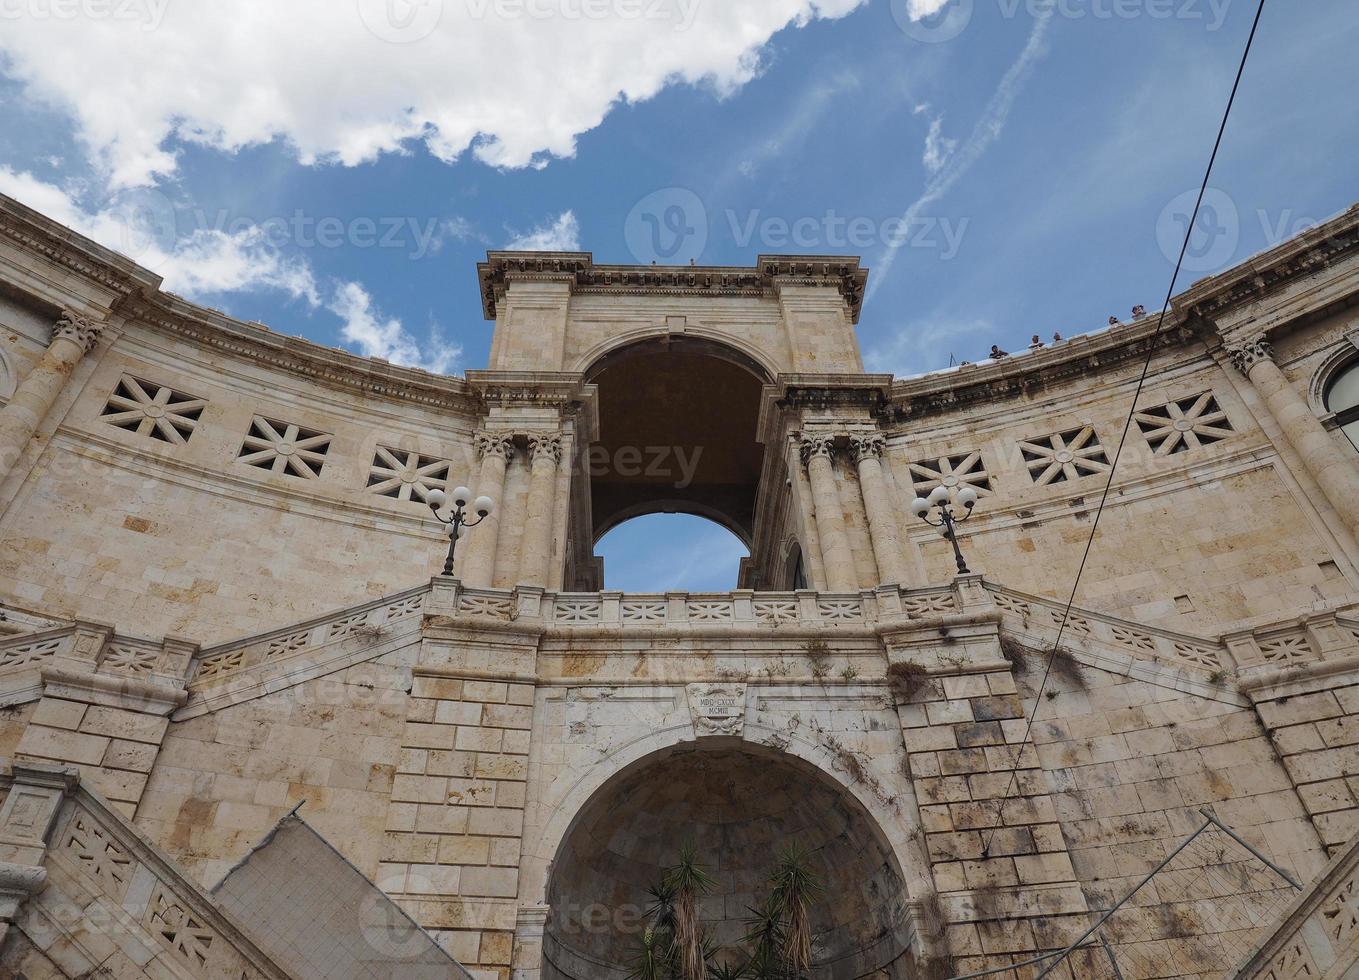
[381,668,536,977]
[887,347,1356,631]
[0,319,483,643]
[135,652,412,886]
[1245,673,1359,855]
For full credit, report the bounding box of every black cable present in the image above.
[981,0,1268,859]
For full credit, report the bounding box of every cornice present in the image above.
[0,193,162,300]
[126,292,482,414]
[477,251,868,323]
[1175,202,1359,324]
[884,315,1204,422]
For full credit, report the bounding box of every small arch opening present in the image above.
[1325,359,1359,451]
[595,513,749,592]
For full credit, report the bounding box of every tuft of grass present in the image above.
[887,661,930,705]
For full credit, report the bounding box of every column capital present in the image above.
[527,432,563,464]
[51,310,104,353]
[849,433,886,464]
[798,434,837,466]
[475,432,515,462]
[1226,337,1275,376]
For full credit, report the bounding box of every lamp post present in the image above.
[426,486,495,577]
[911,485,978,575]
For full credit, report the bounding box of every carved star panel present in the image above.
[100,376,206,445]
[908,451,993,499]
[1135,392,1234,455]
[1019,426,1110,485]
[237,416,332,479]
[367,446,451,503]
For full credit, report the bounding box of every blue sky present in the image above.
[1,0,1355,592]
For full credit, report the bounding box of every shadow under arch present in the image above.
[532,724,926,980]
[573,333,773,584]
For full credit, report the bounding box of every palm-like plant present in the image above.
[627,927,670,980]
[709,960,748,980]
[770,842,823,979]
[742,896,787,980]
[665,843,716,980]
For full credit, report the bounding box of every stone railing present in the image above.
[0,622,197,706]
[0,762,290,979]
[171,576,1359,693]
[186,584,428,688]
[1228,830,1359,978]
[445,581,959,629]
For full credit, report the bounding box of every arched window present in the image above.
[1325,361,1359,451]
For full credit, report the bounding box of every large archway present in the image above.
[542,744,914,980]
[572,336,770,589]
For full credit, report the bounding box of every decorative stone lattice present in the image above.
[908,450,992,499]
[0,637,63,669]
[100,376,205,444]
[145,884,215,971]
[63,810,134,899]
[367,446,451,503]
[237,416,332,479]
[1135,392,1234,455]
[101,645,157,675]
[621,600,666,624]
[1020,426,1111,485]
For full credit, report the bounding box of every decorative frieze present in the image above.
[1018,425,1110,485]
[367,446,451,503]
[1135,392,1234,454]
[908,451,992,499]
[237,416,332,479]
[100,375,206,445]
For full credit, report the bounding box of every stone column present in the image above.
[462,434,514,588]
[802,436,857,593]
[516,433,562,587]
[0,311,103,474]
[852,434,909,587]
[1230,339,1359,534]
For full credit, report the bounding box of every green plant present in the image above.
[770,842,823,977]
[804,637,831,679]
[887,661,929,704]
[742,895,787,980]
[665,843,716,980]
[626,927,671,980]
[839,665,859,681]
[709,961,747,980]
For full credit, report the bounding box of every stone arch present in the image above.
[525,722,928,979]
[1308,337,1359,419]
[570,321,782,383]
[573,333,773,580]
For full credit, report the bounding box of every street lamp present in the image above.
[911,485,978,575]
[426,486,495,577]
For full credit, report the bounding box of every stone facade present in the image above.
[0,192,1357,977]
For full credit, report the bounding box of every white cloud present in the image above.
[921,115,956,175]
[328,282,460,374]
[505,211,581,251]
[906,0,954,16]
[867,9,1053,301]
[0,1,870,188]
[0,167,319,304]
[0,168,458,373]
